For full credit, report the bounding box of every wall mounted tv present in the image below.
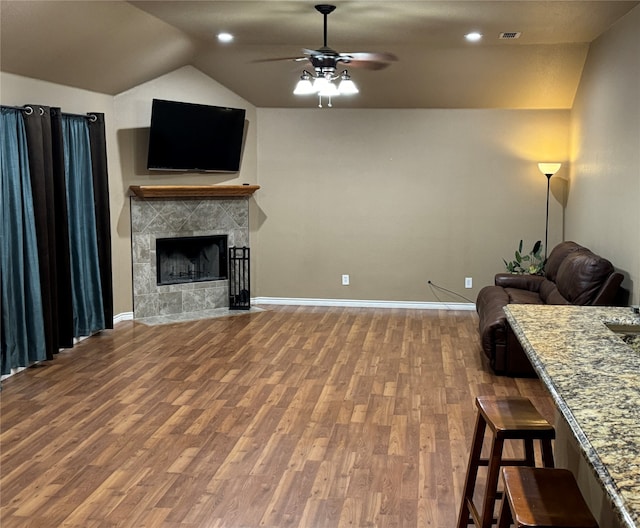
[147,99,246,172]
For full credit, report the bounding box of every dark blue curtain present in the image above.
[0,108,47,374]
[1,106,112,376]
[62,115,105,336]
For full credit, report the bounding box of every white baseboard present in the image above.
[252,297,476,311]
[114,311,134,324]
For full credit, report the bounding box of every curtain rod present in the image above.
[62,111,98,122]
[1,104,39,115]
[1,105,97,121]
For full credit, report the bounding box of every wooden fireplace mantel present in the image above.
[129,184,260,199]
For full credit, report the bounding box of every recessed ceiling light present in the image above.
[217,32,234,43]
[465,32,483,42]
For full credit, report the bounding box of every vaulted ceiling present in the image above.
[1,1,638,109]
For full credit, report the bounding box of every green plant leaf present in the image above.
[504,239,545,275]
[532,240,542,255]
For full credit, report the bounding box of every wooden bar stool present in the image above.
[497,467,598,527]
[457,396,555,528]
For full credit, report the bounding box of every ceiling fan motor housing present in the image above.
[309,46,348,77]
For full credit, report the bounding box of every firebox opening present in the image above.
[156,235,228,286]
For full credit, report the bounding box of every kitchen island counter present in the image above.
[505,304,640,528]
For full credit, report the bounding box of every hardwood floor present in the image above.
[0,305,555,527]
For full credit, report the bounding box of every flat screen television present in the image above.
[147,99,246,172]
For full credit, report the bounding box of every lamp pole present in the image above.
[544,173,552,262]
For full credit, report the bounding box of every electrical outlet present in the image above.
[465,277,473,289]
[342,274,350,286]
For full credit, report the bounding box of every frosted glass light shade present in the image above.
[538,162,562,176]
[293,78,315,95]
[318,82,339,97]
[294,71,315,95]
[338,78,359,95]
[312,77,329,92]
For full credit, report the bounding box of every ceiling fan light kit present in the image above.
[286,4,395,107]
[294,69,359,106]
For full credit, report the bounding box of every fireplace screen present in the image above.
[156,235,227,286]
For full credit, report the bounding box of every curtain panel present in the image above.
[0,105,112,376]
[0,108,47,374]
[23,106,74,357]
[62,115,105,336]
[87,113,113,328]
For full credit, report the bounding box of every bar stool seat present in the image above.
[497,467,598,527]
[457,396,555,528]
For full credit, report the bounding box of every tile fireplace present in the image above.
[130,193,250,319]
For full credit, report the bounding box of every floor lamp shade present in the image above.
[538,163,561,176]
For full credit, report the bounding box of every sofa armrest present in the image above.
[494,273,546,292]
[477,285,510,358]
[591,272,624,305]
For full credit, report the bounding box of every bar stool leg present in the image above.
[524,438,535,466]
[457,412,488,528]
[480,436,505,528]
[541,438,555,468]
[496,490,512,528]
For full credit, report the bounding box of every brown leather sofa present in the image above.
[476,241,624,376]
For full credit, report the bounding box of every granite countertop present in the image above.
[505,304,640,528]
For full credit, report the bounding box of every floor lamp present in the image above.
[538,163,562,261]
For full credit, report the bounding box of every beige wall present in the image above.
[254,108,569,302]
[0,70,572,312]
[568,5,640,305]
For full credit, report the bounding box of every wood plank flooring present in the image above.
[0,305,555,527]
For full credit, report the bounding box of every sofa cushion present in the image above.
[544,241,583,281]
[504,288,544,304]
[538,279,569,305]
[555,250,615,305]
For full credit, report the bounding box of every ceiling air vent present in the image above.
[499,32,522,40]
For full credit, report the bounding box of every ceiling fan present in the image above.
[295,4,397,74]
[258,4,397,106]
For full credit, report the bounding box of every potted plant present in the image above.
[503,240,545,275]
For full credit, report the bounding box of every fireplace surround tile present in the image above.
[158,291,183,315]
[182,289,207,313]
[131,196,249,320]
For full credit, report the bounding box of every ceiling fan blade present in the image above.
[336,52,398,70]
[340,52,398,63]
[252,56,309,64]
[338,60,392,71]
[302,48,322,55]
